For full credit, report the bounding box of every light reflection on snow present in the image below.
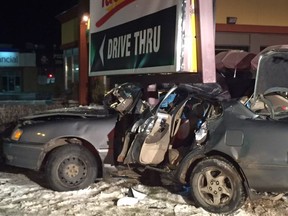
[0,170,286,216]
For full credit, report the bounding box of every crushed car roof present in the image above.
[178,82,229,101]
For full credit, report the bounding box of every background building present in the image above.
[56,1,88,102]
[215,0,288,53]
[0,44,64,100]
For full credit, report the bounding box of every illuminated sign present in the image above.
[97,0,136,28]
[89,0,197,76]
[0,52,19,67]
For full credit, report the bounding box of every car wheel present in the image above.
[190,156,246,214]
[45,144,98,191]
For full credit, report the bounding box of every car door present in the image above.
[138,88,189,165]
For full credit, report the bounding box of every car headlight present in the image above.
[11,128,23,141]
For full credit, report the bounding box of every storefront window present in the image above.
[215,46,249,54]
[64,48,79,90]
[63,48,79,100]
[2,75,21,92]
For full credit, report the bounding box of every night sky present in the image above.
[0,0,79,50]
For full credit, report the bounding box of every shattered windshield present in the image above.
[157,87,189,113]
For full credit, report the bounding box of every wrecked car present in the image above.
[104,49,288,214]
[1,48,288,214]
[1,106,117,191]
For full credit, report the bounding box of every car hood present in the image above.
[20,106,111,121]
[254,49,288,97]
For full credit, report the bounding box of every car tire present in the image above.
[190,156,246,214]
[45,144,98,191]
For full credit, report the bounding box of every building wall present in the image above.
[61,18,79,46]
[22,67,38,92]
[215,32,288,53]
[216,0,288,26]
[215,0,288,53]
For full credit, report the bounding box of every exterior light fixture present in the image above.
[226,16,237,24]
[81,14,90,29]
[82,14,89,23]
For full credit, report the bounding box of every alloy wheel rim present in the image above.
[197,168,233,206]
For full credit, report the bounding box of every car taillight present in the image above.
[11,129,23,141]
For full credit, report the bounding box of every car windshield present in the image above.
[157,88,189,113]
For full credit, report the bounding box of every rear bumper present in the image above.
[2,140,44,170]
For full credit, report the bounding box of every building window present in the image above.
[2,75,21,92]
[64,48,79,90]
[215,46,249,54]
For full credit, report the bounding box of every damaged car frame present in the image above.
[104,49,288,214]
[2,49,288,214]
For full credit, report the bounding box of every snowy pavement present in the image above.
[0,165,287,216]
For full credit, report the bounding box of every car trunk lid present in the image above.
[254,49,288,97]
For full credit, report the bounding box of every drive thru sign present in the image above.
[89,0,198,76]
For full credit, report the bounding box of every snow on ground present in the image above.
[0,165,287,216]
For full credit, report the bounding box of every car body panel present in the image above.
[17,117,116,147]
[4,141,44,170]
[203,100,288,192]
[107,73,288,194]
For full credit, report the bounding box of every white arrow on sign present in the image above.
[99,35,106,66]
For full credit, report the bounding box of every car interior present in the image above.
[241,91,288,120]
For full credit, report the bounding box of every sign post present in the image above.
[79,15,89,105]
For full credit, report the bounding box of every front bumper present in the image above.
[3,140,44,170]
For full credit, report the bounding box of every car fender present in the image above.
[176,148,251,193]
[176,147,206,184]
[37,136,103,171]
